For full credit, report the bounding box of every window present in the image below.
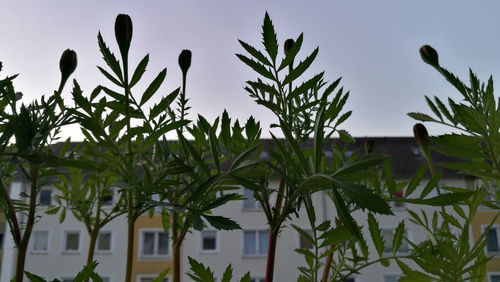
[32,230,49,252]
[138,275,169,282]
[96,230,113,252]
[384,275,402,282]
[486,226,500,255]
[342,278,356,282]
[242,188,261,210]
[200,230,218,253]
[249,278,265,282]
[39,189,52,206]
[382,229,410,254]
[243,230,268,256]
[0,232,3,250]
[102,192,113,206]
[140,229,170,258]
[489,273,500,282]
[298,229,314,250]
[63,230,81,253]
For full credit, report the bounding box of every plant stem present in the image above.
[85,227,99,281]
[321,245,335,282]
[15,164,39,282]
[0,179,21,245]
[265,229,279,282]
[172,211,180,282]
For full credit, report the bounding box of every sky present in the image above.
[2,1,500,140]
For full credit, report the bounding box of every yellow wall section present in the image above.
[471,210,500,278]
[132,215,173,281]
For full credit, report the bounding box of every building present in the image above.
[0,137,494,281]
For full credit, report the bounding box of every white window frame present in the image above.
[483,225,500,256]
[31,230,50,253]
[199,230,219,254]
[38,188,52,206]
[242,230,268,257]
[381,227,411,255]
[242,188,262,211]
[95,229,114,254]
[489,272,500,282]
[136,274,170,282]
[139,228,171,260]
[296,229,314,250]
[62,229,82,254]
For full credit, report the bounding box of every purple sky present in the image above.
[2,1,500,140]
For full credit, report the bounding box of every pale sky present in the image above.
[2,1,500,140]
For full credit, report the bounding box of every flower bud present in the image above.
[284,39,295,55]
[364,139,374,154]
[178,49,192,76]
[115,14,133,58]
[59,49,77,83]
[419,45,439,67]
[413,123,430,148]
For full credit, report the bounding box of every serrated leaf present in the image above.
[236,54,275,81]
[262,12,279,62]
[140,69,166,106]
[238,40,272,66]
[283,47,319,85]
[368,213,384,257]
[130,54,149,88]
[278,33,303,71]
[392,221,405,255]
[203,215,241,230]
[407,112,438,122]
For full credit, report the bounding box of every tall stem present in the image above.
[172,210,180,282]
[125,212,135,282]
[321,245,335,282]
[85,228,99,282]
[15,164,39,282]
[265,229,279,282]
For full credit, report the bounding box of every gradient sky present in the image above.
[2,1,500,140]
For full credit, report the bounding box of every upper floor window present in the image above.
[243,230,268,256]
[96,230,113,253]
[63,230,81,253]
[39,189,52,206]
[381,228,410,254]
[140,229,170,258]
[242,188,261,210]
[138,275,169,282]
[249,278,265,282]
[200,230,218,253]
[32,230,49,253]
[298,229,314,250]
[486,226,500,255]
[489,273,500,282]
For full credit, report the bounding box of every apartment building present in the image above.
[0,137,490,281]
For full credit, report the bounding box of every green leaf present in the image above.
[152,268,170,282]
[407,112,438,122]
[150,88,180,119]
[331,155,386,177]
[368,213,384,257]
[406,163,426,197]
[24,272,46,282]
[419,172,442,199]
[188,257,215,282]
[140,68,167,106]
[283,47,319,85]
[236,54,275,81]
[240,272,251,282]
[221,265,233,282]
[335,181,393,215]
[97,32,123,82]
[97,66,122,87]
[262,12,279,62]
[203,215,241,230]
[130,54,149,88]
[398,191,473,206]
[238,40,272,66]
[319,225,352,247]
[392,221,405,255]
[208,127,220,173]
[288,72,323,101]
[331,186,361,240]
[425,96,442,121]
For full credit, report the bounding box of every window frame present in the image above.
[31,229,50,253]
[95,229,114,254]
[381,227,411,255]
[296,229,314,250]
[39,188,52,206]
[139,228,171,260]
[488,272,500,282]
[484,225,500,255]
[199,230,219,254]
[242,230,269,257]
[242,187,262,211]
[62,229,82,254]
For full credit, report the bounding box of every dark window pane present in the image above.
[97,232,111,251]
[40,190,52,206]
[157,232,169,255]
[487,229,500,253]
[202,231,217,251]
[143,232,155,255]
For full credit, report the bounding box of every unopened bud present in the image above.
[178,49,192,76]
[115,14,133,58]
[59,49,77,84]
[419,45,439,67]
[284,39,295,55]
[413,123,430,148]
